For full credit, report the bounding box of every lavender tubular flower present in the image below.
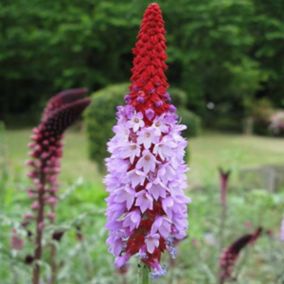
[105,107,190,277]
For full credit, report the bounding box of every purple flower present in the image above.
[104,3,190,276]
[105,104,189,275]
[152,115,169,134]
[162,196,175,218]
[151,216,171,239]
[127,169,146,188]
[127,112,145,132]
[137,127,159,149]
[114,186,135,210]
[153,137,174,160]
[136,150,157,174]
[145,234,160,253]
[123,210,141,230]
[146,179,167,201]
[117,142,141,163]
[135,190,154,213]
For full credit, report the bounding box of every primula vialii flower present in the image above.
[105,3,190,278]
[24,88,90,284]
[25,88,90,227]
[219,228,262,284]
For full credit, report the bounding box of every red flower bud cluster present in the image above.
[128,3,170,120]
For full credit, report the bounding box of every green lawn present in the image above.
[3,129,284,188]
[190,132,284,187]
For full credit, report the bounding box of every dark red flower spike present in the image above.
[128,3,170,122]
[219,227,263,284]
[23,88,90,284]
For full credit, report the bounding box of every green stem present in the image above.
[138,264,150,284]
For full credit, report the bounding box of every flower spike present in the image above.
[23,88,90,284]
[219,227,263,284]
[25,88,90,227]
[129,3,170,120]
[105,3,189,278]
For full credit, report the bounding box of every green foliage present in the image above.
[170,87,188,108]
[84,83,201,170]
[1,171,284,283]
[178,108,201,137]
[1,0,284,128]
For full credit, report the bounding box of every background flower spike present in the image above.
[42,88,89,125]
[24,88,90,284]
[219,227,263,284]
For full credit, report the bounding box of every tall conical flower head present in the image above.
[24,88,90,227]
[128,3,169,120]
[105,3,190,278]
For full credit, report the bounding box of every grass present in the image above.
[4,129,284,188]
[190,132,284,187]
[1,128,284,283]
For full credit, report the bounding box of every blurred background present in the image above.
[0,0,284,283]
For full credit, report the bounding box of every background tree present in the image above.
[0,0,283,128]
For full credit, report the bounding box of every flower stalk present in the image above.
[138,263,150,284]
[23,88,90,284]
[218,168,231,253]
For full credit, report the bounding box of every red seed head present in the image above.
[129,3,170,117]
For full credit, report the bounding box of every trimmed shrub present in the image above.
[84,83,201,171]
[84,83,127,171]
[177,108,201,137]
[170,87,188,108]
